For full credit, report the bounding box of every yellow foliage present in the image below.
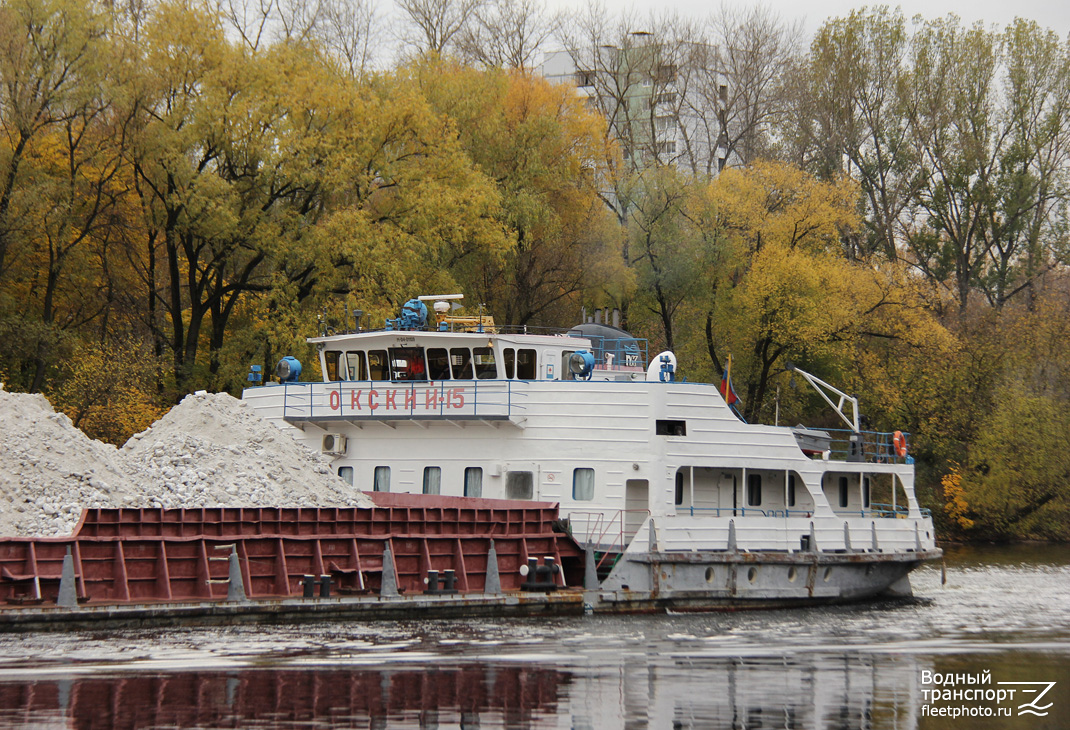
[941,463,975,530]
[49,340,167,445]
[705,160,860,257]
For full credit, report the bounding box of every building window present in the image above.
[423,467,441,495]
[338,466,354,486]
[506,471,533,500]
[464,467,483,498]
[838,476,849,508]
[747,474,762,506]
[573,468,595,501]
[373,466,390,492]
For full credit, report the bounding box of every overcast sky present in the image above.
[542,0,1070,38]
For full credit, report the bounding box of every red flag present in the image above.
[719,370,739,405]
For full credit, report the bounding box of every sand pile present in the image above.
[122,391,369,511]
[0,387,370,537]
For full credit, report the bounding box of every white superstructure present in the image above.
[243,297,940,606]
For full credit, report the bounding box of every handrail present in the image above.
[820,428,913,464]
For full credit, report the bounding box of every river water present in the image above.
[0,544,1066,729]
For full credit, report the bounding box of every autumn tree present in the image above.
[411,58,621,327]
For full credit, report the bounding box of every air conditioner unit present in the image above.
[321,433,347,456]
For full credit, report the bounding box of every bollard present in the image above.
[319,574,332,598]
[302,575,316,598]
[425,570,440,594]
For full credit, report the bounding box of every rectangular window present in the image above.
[516,349,537,379]
[862,477,871,508]
[747,474,762,506]
[367,351,389,381]
[337,466,354,486]
[675,471,684,506]
[503,348,516,379]
[560,351,574,379]
[345,351,367,380]
[473,347,497,379]
[838,476,849,508]
[324,351,342,381]
[423,466,441,495]
[373,466,390,492]
[450,348,473,379]
[788,474,796,507]
[656,420,686,436]
[506,471,533,500]
[464,467,483,498]
[573,468,595,501]
[389,347,426,381]
[426,348,451,380]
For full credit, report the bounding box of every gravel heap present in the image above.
[122,391,369,511]
[0,389,145,537]
[0,387,370,537]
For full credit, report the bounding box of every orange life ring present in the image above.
[892,430,907,458]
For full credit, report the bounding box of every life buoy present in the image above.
[892,430,907,458]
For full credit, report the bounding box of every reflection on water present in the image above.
[0,545,1066,729]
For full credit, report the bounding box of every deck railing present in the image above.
[684,504,931,518]
[822,428,913,464]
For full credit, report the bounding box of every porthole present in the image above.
[747,567,758,583]
[787,566,798,583]
[705,567,715,583]
[823,567,833,582]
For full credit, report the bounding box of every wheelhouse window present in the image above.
[474,347,497,379]
[389,347,427,381]
[423,467,441,495]
[516,349,536,379]
[450,348,474,379]
[324,351,342,381]
[426,348,451,380]
[368,350,389,381]
[573,468,595,501]
[373,466,390,492]
[747,474,762,506]
[345,351,367,380]
[506,471,533,499]
[464,467,483,497]
[504,348,516,379]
